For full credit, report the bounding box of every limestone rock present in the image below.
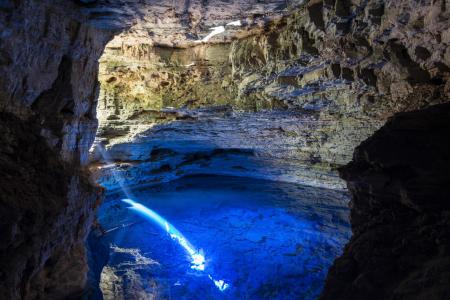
[321,103,450,300]
[0,112,101,299]
[0,1,109,298]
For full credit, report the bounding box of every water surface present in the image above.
[89,175,350,299]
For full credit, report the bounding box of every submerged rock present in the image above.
[88,175,351,299]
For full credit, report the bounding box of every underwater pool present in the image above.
[88,175,351,300]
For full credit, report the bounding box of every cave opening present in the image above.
[86,29,353,298]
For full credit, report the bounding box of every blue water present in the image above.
[89,175,350,299]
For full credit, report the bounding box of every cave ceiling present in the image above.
[77,0,305,47]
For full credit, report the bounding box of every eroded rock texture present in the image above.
[0,113,98,299]
[0,0,110,298]
[81,0,305,46]
[229,0,450,172]
[94,0,449,190]
[322,103,450,300]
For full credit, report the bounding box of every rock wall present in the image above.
[0,113,99,299]
[83,0,305,47]
[94,0,449,190]
[321,103,450,300]
[0,0,111,298]
[92,108,347,191]
[97,41,235,134]
[228,0,450,170]
[93,36,351,190]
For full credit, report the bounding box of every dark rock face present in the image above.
[321,103,450,300]
[0,0,110,165]
[0,112,100,299]
[0,0,110,298]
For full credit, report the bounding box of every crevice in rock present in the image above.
[31,55,74,136]
[387,41,431,84]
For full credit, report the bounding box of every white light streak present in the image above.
[122,198,229,291]
[226,20,242,26]
[195,26,226,43]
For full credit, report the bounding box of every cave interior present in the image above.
[0,0,449,299]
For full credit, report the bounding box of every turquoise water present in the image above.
[88,175,350,299]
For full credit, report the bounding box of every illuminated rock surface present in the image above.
[93,0,450,192]
[92,107,347,190]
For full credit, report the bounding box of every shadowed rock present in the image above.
[321,103,450,300]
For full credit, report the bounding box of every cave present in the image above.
[0,1,449,300]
